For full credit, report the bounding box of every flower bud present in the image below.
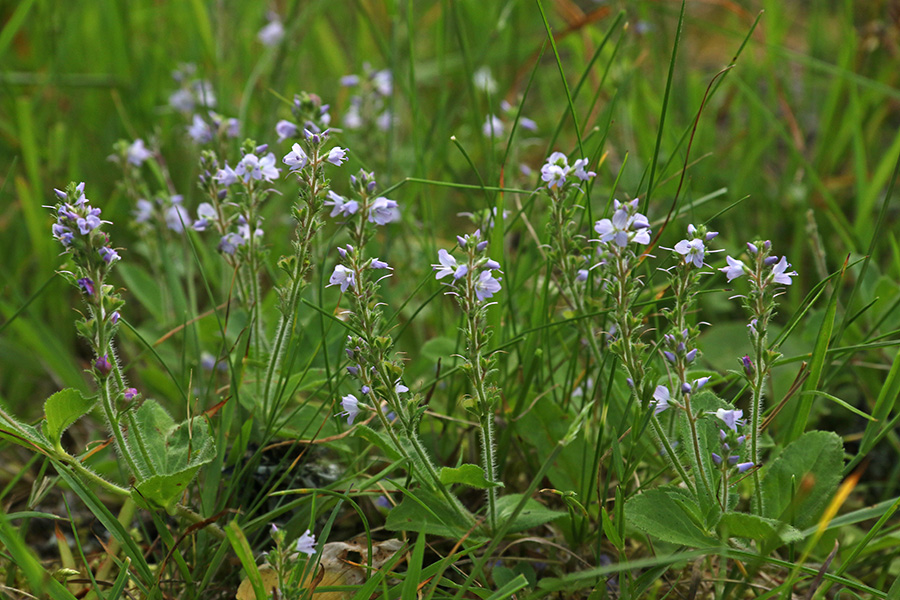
[742,355,754,377]
[764,255,779,266]
[95,354,112,377]
[747,242,758,254]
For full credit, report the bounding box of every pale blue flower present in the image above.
[339,394,360,425]
[126,139,152,166]
[134,199,154,223]
[276,120,298,142]
[193,202,217,231]
[483,114,504,138]
[327,147,349,166]
[652,385,670,415]
[295,530,316,556]
[214,164,238,186]
[474,270,502,301]
[541,152,570,189]
[371,69,392,96]
[719,256,746,282]
[715,408,743,432]
[283,143,309,171]
[257,16,284,46]
[772,256,797,285]
[235,153,280,182]
[594,200,651,247]
[369,258,391,269]
[324,191,359,217]
[328,265,355,292]
[571,158,596,182]
[218,232,244,255]
[367,197,398,225]
[433,250,466,280]
[473,66,497,94]
[674,238,705,268]
[166,205,192,232]
[187,114,213,143]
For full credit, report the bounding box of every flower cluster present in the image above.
[482,100,538,139]
[341,64,393,132]
[541,152,596,190]
[274,92,333,143]
[712,408,754,473]
[50,182,125,379]
[594,200,651,248]
[432,236,502,303]
[720,241,797,287]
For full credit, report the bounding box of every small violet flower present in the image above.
[594,199,651,247]
[218,232,245,255]
[295,530,317,556]
[674,237,705,268]
[126,139,153,166]
[652,385,670,415]
[540,152,569,189]
[715,408,744,432]
[328,265,355,292]
[433,249,467,280]
[474,270,502,301]
[166,204,192,233]
[275,119,299,142]
[235,153,280,182]
[257,15,284,46]
[98,246,120,264]
[720,255,746,282]
[771,256,797,285]
[326,147,349,166]
[323,191,359,218]
[77,278,95,296]
[571,158,596,182]
[339,394,360,425]
[187,114,213,144]
[367,197,399,225]
[282,144,308,174]
[214,165,239,187]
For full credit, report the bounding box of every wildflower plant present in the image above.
[433,233,505,529]
[0,183,217,520]
[720,240,798,511]
[327,169,474,528]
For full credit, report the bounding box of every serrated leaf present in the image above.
[718,512,802,545]
[43,388,95,447]
[496,494,564,533]
[625,487,718,547]
[761,430,843,529]
[440,464,503,489]
[125,400,216,511]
